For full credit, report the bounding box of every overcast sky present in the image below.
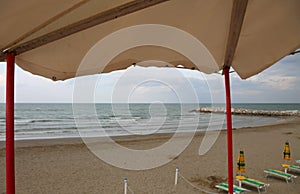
[0,52,299,103]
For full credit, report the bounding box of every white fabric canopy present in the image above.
[0,0,299,80]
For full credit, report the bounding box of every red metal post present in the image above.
[224,67,233,194]
[6,52,15,194]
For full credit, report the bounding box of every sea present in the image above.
[0,103,299,141]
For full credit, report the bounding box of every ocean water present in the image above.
[0,103,299,140]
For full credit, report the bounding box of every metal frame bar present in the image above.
[0,0,169,61]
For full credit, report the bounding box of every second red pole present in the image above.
[224,67,233,194]
[6,52,15,194]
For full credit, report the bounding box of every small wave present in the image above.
[192,107,300,116]
[28,119,67,123]
[15,126,77,132]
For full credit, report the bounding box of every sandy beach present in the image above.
[1,118,300,194]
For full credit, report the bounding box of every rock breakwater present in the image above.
[192,107,300,117]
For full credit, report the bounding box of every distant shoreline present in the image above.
[1,117,298,149]
[1,103,299,142]
[0,117,286,143]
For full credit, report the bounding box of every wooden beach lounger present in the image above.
[264,169,297,183]
[215,183,250,194]
[282,164,300,173]
[236,176,269,194]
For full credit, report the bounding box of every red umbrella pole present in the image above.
[6,52,15,194]
[224,67,233,194]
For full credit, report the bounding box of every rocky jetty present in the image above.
[192,107,300,117]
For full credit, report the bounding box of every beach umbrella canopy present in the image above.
[1,1,300,194]
[0,0,299,80]
[236,149,246,174]
[283,141,291,161]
